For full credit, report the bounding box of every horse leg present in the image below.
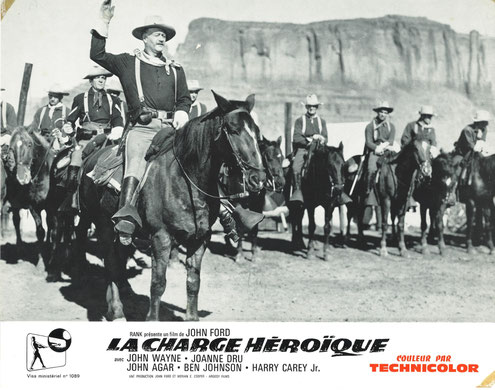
[437,204,447,255]
[235,236,245,263]
[345,204,352,243]
[397,205,409,258]
[29,205,45,244]
[147,229,171,321]
[251,226,261,262]
[483,207,494,254]
[185,242,207,321]
[323,206,333,261]
[12,208,22,246]
[73,214,91,281]
[306,206,317,260]
[420,204,429,255]
[465,200,476,254]
[379,199,390,257]
[46,212,63,282]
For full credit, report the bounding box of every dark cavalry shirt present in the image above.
[400,120,437,147]
[189,102,207,119]
[30,104,70,136]
[455,123,487,156]
[292,113,328,150]
[90,32,191,121]
[67,88,123,128]
[364,119,396,153]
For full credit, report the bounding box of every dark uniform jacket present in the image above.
[455,124,487,156]
[189,101,207,119]
[30,103,70,137]
[401,120,437,147]
[292,113,328,150]
[67,89,123,127]
[0,102,17,135]
[364,119,396,153]
[90,32,191,122]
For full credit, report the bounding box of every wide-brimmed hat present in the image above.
[106,78,123,94]
[373,100,394,113]
[84,65,113,80]
[418,105,436,116]
[48,85,69,96]
[132,16,176,41]
[188,80,203,92]
[473,109,491,123]
[301,94,323,106]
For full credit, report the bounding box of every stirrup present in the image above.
[115,219,135,246]
[225,229,240,243]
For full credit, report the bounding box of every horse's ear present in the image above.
[277,136,282,147]
[245,94,255,112]
[211,90,232,113]
[338,141,344,152]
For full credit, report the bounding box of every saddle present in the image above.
[87,145,123,192]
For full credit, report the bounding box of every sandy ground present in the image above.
[1,209,494,322]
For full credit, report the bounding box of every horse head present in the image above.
[259,136,285,193]
[211,91,266,193]
[313,141,346,200]
[9,127,34,185]
[432,153,457,204]
[415,140,433,177]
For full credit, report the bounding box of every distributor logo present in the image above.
[26,328,72,371]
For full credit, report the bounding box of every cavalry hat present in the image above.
[473,109,491,123]
[418,105,436,116]
[48,84,69,96]
[373,100,394,113]
[106,78,123,94]
[132,15,176,41]
[188,80,203,91]
[84,65,113,80]
[302,94,323,106]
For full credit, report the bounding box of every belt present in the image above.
[156,110,173,121]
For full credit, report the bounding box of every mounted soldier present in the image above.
[362,101,397,225]
[188,79,207,119]
[453,109,491,185]
[62,65,124,200]
[90,0,192,243]
[30,85,71,151]
[290,94,328,203]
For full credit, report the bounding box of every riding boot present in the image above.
[112,176,142,245]
[219,206,239,243]
[66,166,80,192]
[290,173,303,203]
[58,166,81,212]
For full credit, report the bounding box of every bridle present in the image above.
[173,108,263,200]
[260,146,283,193]
[10,132,54,183]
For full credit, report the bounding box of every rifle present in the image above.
[116,118,132,157]
[349,155,365,197]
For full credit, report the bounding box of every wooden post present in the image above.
[17,63,33,126]
[284,102,292,156]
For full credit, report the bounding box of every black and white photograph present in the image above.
[1,0,495,338]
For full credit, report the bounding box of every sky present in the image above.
[1,0,494,109]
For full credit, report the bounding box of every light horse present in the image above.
[75,92,265,321]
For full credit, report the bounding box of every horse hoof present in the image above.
[421,246,430,256]
[467,247,477,255]
[235,254,245,263]
[46,272,61,283]
[324,253,332,262]
[400,249,409,258]
[306,252,317,261]
[379,248,388,257]
[185,315,200,322]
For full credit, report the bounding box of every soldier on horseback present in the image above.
[453,109,491,185]
[62,65,124,202]
[400,105,438,149]
[188,80,207,119]
[89,0,192,244]
[290,94,327,203]
[30,85,71,151]
[0,88,17,154]
[106,78,128,128]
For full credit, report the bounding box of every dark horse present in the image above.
[413,152,457,255]
[290,141,347,261]
[228,136,285,262]
[74,92,265,321]
[457,152,495,254]
[5,127,53,248]
[375,139,430,257]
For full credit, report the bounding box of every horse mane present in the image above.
[479,153,495,184]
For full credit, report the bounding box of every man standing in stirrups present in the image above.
[90,0,192,244]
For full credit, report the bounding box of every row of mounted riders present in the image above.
[1,94,493,320]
